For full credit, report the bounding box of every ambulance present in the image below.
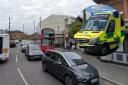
[0,34,10,61]
[74,6,125,55]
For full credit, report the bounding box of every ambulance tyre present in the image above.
[100,44,110,55]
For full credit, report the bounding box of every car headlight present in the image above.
[74,71,90,81]
[29,52,32,55]
[89,37,99,45]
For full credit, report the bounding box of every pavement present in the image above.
[0,44,122,85]
[72,47,128,85]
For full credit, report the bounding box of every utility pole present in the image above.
[8,17,12,40]
[23,24,25,39]
[64,18,68,49]
[23,24,24,33]
[34,20,36,33]
[39,17,42,32]
[58,26,59,34]
[9,17,11,31]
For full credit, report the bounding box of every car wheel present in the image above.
[27,56,33,61]
[65,76,73,85]
[42,62,47,72]
[30,57,34,61]
[25,53,26,56]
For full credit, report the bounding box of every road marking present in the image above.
[17,46,19,54]
[18,67,29,85]
[16,46,19,63]
[16,55,18,62]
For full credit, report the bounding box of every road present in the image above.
[0,44,117,85]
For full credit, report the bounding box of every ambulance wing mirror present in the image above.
[113,11,119,18]
[77,16,83,23]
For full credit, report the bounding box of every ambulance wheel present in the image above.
[100,44,110,55]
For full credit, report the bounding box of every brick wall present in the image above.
[123,0,128,21]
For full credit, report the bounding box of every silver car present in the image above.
[25,44,43,60]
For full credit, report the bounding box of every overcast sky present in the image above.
[0,0,95,34]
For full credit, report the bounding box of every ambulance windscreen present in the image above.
[81,14,109,31]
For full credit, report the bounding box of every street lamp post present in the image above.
[40,17,42,33]
[64,18,68,49]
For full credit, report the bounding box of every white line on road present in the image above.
[16,55,18,63]
[17,46,19,54]
[18,67,29,85]
[16,46,19,63]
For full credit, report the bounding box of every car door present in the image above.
[45,51,57,73]
[53,53,69,80]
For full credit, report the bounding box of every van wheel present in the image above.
[100,44,109,55]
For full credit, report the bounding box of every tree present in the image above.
[68,19,83,38]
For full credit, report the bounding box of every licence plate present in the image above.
[91,78,98,83]
[35,56,40,58]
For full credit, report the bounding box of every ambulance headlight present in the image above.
[89,37,99,45]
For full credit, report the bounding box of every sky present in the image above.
[0,0,96,34]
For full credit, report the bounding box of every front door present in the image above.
[106,20,118,49]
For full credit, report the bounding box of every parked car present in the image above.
[10,40,16,48]
[21,40,34,53]
[21,43,28,53]
[14,40,19,43]
[25,44,43,60]
[21,40,28,46]
[42,49,99,85]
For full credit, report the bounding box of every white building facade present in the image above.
[38,15,75,34]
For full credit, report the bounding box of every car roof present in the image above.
[46,49,74,54]
[28,44,38,47]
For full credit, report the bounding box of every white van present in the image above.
[0,34,10,61]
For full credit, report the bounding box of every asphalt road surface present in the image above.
[0,44,117,85]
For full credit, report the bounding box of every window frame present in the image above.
[106,20,115,33]
[55,53,69,66]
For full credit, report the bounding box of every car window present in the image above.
[30,45,40,50]
[63,52,87,66]
[45,51,56,60]
[55,53,69,66]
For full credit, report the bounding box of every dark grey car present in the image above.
[25,44,43,60]
[42,50,99,85]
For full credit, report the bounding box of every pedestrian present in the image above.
[74,40,77,49]
[69,41,72,49]
[83,49,86,55]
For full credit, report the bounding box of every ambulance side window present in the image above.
[121,17,124,26]
[106,20,115,33]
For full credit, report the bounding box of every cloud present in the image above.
[0,0,95,34]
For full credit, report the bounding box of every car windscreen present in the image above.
[30,45,40,50]
[81,14,109,31]
[63,52,87,66]
[22,42,28,46]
